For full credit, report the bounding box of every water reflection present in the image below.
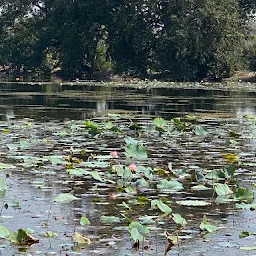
[0,82,255,121]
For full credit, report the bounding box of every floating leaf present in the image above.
[234,188,254,204]
[200,215,217,233]
[100,216,121,223]
[153,117,167,133]
[0,163,15,169]
[80,217,90,225]
[138,215,156,225]
[222,153,238,163]
[81,161,109,168]
[125,186,134,193]
[54,193,79,203]
[236,203,256,209]
[42,231,57,238]
[240,246,256,251]
[72,232,91,245]
[214,184,233,196]
[193,125,208,136]
[67,168,89,176]
[239,231,250,238]
[83,120,99,129]
[130,227,143,242]
[121,201,132,210]
[0,178,6,191]
[90,170,102,181]
[190,185,210,191]
[172,213,187,226]
[135,178,150,188]
[157,179,183,192]
[176,200,211,206]
[151,199,172,214]
[128,222,149,242]
[10,229,39,245]
[0,225,10,238]
[125,144,147,160]
[124,136,140,145]
[136,196,150,204]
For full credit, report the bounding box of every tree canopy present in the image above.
[0,0,255,80]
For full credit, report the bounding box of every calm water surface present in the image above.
[0,82,255,121]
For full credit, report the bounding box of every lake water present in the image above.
[0,82,255,256]
[0,82,255,121]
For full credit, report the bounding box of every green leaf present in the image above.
[0,163,15,169]
[0,178,6,191]
[138,215,156,224]
[121,201,132,210]
[239,231,250,238]
[83,120,99,129]
[193,125,208,136]
[72,232,91,244]
[200,215,217,233]
[190,185,210,191]
[135,178,150,188]
[136,196,150,204]
[172,213,187,226]
[0,225,10,238]
[67,168,89,176]
[214,184,233,196]
[234,188,254,204]
[157,179,183,191]
[128,222,149,238]
[130,228,143,242]
[240,246,256,251]
[82,161,109,168]
[10,229,39,245]
[153,117,167,131]
[54,193,79,203]
[100,215,121,223]
[151,199,172,214]
[124,136,140,145]
[90,170,102,181]
[125,186,134,193]
[42,231,57,238]
[125,144,147,160]
[236,203,256,209]
[176,200,211,206]
[80,216,90,225]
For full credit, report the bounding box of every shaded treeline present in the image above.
[0,0,255,81]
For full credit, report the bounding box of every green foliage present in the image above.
[54,193,79,203]
[151,199,172,214]
[200,215,218,233]
[128,222,149,242]
[0,0,251,80]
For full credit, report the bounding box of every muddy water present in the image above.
[0,82,255,256]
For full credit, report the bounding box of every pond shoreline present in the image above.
[0,80,256,92]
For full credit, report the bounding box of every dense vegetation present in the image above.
[0,0,255,80]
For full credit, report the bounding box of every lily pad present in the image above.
[54,193,79,203]
[0,225,10,238]
[200,215,217,233]
[157,179,183,191]
[100,216,121,223]
[0,163,15,169]
[72,232,91,245]
[176,200,211,206]
[80,216,90,225]
[10,229,39,245]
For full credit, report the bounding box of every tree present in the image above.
[153,0,244,80]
